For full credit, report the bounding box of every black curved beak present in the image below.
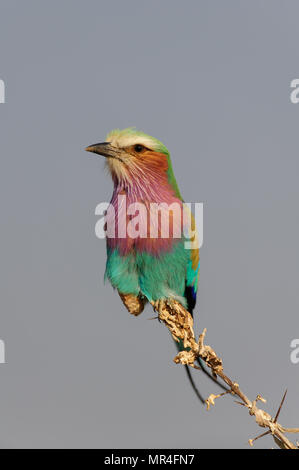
[85,142,120,159]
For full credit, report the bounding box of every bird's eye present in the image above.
[134,144,144,153]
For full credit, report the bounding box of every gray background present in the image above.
[0,0,298,449]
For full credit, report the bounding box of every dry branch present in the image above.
[151,299,299,449]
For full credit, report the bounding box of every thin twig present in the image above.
[151,299,299,449]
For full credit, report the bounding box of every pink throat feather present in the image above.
[106,166,184,256]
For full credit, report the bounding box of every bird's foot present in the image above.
[118,292,145,316]
[150,299,166,322]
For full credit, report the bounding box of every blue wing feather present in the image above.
[184,253,200,316]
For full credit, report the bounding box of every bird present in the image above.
[86,127,224,402]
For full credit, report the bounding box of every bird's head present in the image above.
[85,128,181,197]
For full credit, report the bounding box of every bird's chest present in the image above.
[106,193,184,256]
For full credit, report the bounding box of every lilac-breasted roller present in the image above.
[86,128,219,401]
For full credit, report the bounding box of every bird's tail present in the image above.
[175,336,229,404]
[175,338,205,403]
